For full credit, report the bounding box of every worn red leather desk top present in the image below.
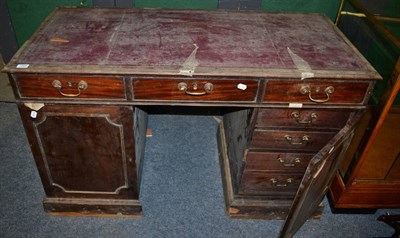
[4,8,379,79]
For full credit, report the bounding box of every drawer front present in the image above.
[263,80,371,104]
[244,151,313,173]
[250,129,337,152]
[239,172,303,197]
[133,78,258,101]
[256,108,351,129]
[16,75,126,99]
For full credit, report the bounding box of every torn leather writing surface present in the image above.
[287,47,314,80]
[179,44,199,76]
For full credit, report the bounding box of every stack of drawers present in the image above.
[240,108,351,199]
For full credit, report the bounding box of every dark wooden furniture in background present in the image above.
[2,8,380,237]
[329,0,400,210]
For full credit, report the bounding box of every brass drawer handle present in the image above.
[300,85,334,103]
[277,157,301,167]
[52,80,88,97]
[177,82,213,96]
[270,178,293,187]
[285,135,310,145]
[291,111,317,125]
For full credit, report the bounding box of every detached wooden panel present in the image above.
[133,78,258,102]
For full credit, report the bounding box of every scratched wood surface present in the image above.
[4,8,379,78]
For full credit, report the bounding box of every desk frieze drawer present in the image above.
[15,75,126,99]
[250,129,337,152]
[244,151,314,173]
[263,80,371,104]
[256,108,351,129]
[239,172,303,197]
[133,78,258,102]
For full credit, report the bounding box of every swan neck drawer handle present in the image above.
[277,157,301,167]
[52,80,88,97]
[177,82,213,96]
[291,111,318,125]
[300,85,334,103]
[270,178,293,187]
[285,135,310,145]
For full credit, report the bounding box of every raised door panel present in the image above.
[18,104,138,199]
[279,112,362,238]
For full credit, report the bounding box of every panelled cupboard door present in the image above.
[17,104,138,199]
[279,112,363,238]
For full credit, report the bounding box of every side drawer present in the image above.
[263,80,371,104]
[239,172,303,197]
[244,151,314,173]
[133,78,258,102]
[16,75,126,99]
[250,129,337,152]
[256,108,351,129]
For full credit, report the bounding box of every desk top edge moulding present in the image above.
[2,8,381,238]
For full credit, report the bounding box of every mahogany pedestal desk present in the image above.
[2,8,380,237]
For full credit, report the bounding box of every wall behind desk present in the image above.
[7,0,93,47]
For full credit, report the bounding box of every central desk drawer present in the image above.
[250,129,337,152]
[133,78,258,101]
